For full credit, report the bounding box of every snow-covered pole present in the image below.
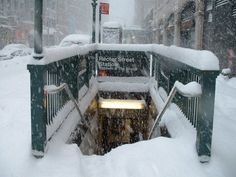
[34,0,44,59]
[91,0,97,43]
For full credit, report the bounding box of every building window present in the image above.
[159,20,164,44]
[167,14,174,46]
[208,12,213,22]
[215,0,229,8]
[232,6,236,18]
[181,1,195,22]
[206,0,213,11]
[180,1,196,49]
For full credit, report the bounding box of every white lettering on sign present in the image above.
[98,56,136,70]
[98,56,135,63]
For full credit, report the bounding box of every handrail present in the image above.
[44,83,83,122]
[44,83,91,138]
[148,85,177,139]
[148,81,202,139]
[28,45,219,161]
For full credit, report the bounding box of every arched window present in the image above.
[232,5,236,19]
[159,20,164,44]
[166,13,174,46]
[215,0,229,8]
[181,1,195,22]
[180,1,196,48]
[206,0,213,11]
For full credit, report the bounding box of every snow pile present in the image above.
[98,76,150,92]
[158,87,168,101]
[103,21,122,28]
[46,101,75,141]
[97,44,219,70]
[28,44,219,72]
[97,43,152,51]
[59,34,91,46]
[175,81,202,97]
[1,48,235,177]
[29,44,97,65]
[152,45,219,70]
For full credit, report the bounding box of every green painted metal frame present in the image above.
[28,49,219,162]
[28,65,47,157]
[152,53,219,162]
[27,53,94,157]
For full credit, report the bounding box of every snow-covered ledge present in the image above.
[151,45,219,71]
[29,43,219,71]
[97,44,219,71]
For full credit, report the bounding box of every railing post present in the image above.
[196,71,218,162]
[27,65,47,157]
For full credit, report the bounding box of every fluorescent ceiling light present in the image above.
[99,98,146,109]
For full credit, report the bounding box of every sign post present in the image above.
[91,0,97,43]
[99,3,109,43]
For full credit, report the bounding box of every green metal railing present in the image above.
[152,53,219,162]
[28,52,94,157]
[28,45,219,162]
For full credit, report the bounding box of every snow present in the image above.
[29,44,97,65]
[152,45,219,71]
[98,76,150,92]
[174,81,202,97]
[46,101,74,141]
[97,44,219,70]
[103,21,122,28]
[158,86,168,101]
[59,34,91,47]
[44,84,64,94]
[0,52,235,177]
[97,43,152,52]
[29,44,219,72]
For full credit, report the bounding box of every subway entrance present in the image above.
[68,90,159,155]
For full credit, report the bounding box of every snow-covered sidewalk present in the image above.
[0,57,235,177]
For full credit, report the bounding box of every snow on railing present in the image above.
[28,43,219,160]
[29,44,219,71]
[148,81,202,139]
[28,50,94,157]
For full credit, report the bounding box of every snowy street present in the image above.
[0,56,235,177]
[1,0,236,176]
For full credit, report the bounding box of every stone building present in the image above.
[139,0,236,68]
[149,0,204,50]
[134,0,157,27]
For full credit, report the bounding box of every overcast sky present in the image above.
[107,0,134,26]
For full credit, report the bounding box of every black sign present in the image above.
[97,51,150,77]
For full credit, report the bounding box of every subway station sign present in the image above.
[100,3,109,15]
[97,51,150,77]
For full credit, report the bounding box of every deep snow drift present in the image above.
[0,56,235,177]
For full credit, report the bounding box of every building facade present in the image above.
[0,0,92,49]
[140,0,236,68]
[134,0,157,27]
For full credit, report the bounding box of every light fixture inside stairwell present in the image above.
[99,98,146,110]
